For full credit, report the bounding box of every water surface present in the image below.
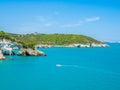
[0,43,120,90]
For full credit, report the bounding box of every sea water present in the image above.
[0,43,120,90]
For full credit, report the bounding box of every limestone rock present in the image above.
[0,50,6,60]
[18,48,46,56]
[2,49,16,55]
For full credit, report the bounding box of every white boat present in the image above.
[56,64,62,67]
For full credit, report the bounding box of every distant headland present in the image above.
[0,31,108,60]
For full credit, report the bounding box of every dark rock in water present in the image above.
[0,50,6,60]
[2,50,16,55]
[1,46,16,55]
[18,48,46,56]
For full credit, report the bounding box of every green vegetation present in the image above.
[0,31,35,49]
[8,33,102,45]
[0,31,102,49]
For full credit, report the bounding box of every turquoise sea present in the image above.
[0,43,120,90]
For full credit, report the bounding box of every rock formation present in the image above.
[18,48,46,56]
[0,50,6,60]
[2,49,16,55]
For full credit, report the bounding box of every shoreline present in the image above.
[36,43,109,48]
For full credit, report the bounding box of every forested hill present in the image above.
[7,32,102,45]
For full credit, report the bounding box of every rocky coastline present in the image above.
[36,43,109,48]
[0,39,108,60]
[0,31,109,60]
[0,48,46,60]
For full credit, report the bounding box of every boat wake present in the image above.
[56,64,79,67]
[56,64,120,76]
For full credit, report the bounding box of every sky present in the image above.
[0,0,120,41]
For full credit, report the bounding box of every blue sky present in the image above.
[0,0,120,41]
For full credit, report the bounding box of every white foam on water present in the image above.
[56,64,62,67]
[56,64,120,76]
[56,64,79,67]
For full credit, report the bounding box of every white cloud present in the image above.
[15,16,101,34]
[61,23,82,28]
[16,22,54,32]
[60,16,100,28]
[86,16,100,22]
